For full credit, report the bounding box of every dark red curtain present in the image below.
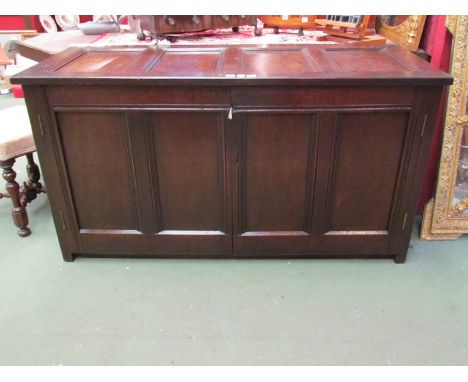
[0,15,93,32]
[417,15,453,214]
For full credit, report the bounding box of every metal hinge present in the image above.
[402,213,408,231]
[60,210,66,230]
[421,114,428,137]
[228,107,233,120]
[37,114,45,136]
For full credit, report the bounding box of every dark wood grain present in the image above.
[324,111,409,233]
[11,44,452,262]
[237,113,317,234]
[57,112,139,231]
[11,44,452,86]
[150,112,227,232]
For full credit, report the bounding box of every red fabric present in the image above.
[0,16,37,30]
[417,15,453,214]
[11,85,24,98]
[0,15,93,32]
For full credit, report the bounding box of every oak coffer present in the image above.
[11,44,452,262]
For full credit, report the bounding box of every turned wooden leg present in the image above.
[21,152,45,204]
[0,158,31,237]
[26,153,42,190]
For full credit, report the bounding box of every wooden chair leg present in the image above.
[22,152,45,203]
[0,158,31,237]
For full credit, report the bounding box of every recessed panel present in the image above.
[57,112,139,230]
[240,114,317,233]
[240,48,316,76]
[56,50,147,74]
[324,47,406,72]
[152,112,226,231]
[325,112,409,232]
[147,48,225,76]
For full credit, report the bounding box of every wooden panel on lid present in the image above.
[11,44,452,86]
[54,48,151,74]
[239,47,317,76]
[146,47,226,76]
[322,46,413,72]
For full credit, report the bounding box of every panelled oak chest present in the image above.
[11,44,452,262]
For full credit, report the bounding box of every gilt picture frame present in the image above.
[421,15,468,240]
[376,15,426,52]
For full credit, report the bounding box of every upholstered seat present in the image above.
[0,105,35,161]
[0,103,44,237]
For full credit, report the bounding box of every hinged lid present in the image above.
[11,44,453,86]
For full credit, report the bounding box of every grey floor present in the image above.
[1,95,468,365]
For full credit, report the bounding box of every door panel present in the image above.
[323,112,409,235]
[151,112,227,233]
[56,109,232,257]
[233,109,413,257]
[57,112,139,232]
[239,114,317,233]
[308,110,413,257]
[55,106,413,258]
[234,112,318,254]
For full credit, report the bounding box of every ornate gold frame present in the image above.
[376,16,426,52]
[421,15,468,240]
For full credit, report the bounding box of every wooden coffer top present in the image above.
[12,44,452,86]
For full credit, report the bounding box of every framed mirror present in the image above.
[421,15,468,240]
[376,15,426,51]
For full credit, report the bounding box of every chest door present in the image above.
[232,111,320,256]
